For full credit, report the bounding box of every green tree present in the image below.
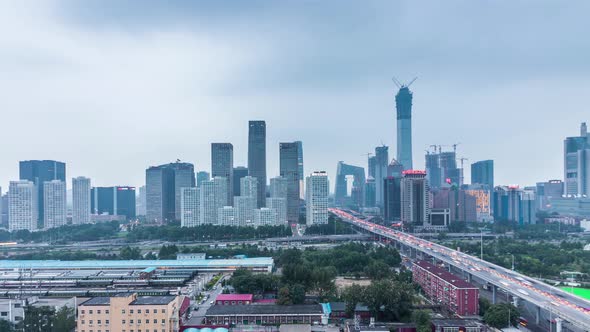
[21,305,55,332]
[412,310,432,332]
[478,297,491,316]
[483,303,519,328]
[119,246,141,260]
[52,306,75,332]
[342,284,365,317]
[277,286,293,305]
[290,283,306,304]
[364,261,391,280]
[0,319,16,332]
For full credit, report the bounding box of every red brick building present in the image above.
[412,260,479,316]
[215,294,253,305]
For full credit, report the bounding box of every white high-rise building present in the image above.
[254,207,277,227]
[200,180,217,225]
[8,180,37,231]
[240,176,258,207]
[270,176,288,199]
[44,180,67,229]
[306,171,329,226]
[235,196,255,226]
[267,197,287,224]
[137,185,147,216]
[72,177,91,224]
[181,187,200,227]
[218,206,236,226]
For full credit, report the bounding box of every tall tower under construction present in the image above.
[395,80,414,171]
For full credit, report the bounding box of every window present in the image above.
[161,319,165,323]
[161,309,165,314]
[122,320,126,324]
[97,310,101,314]
[130,320,134,324]
[89,310,93,314]
[82,320,85,325]
[137,309,141,314]
[97,320,101,324]
[105,320,109,325]
[130,309,134,314]
[138,319,141,324]
[122,309,126,314]
[145,319,149,324]
[81,310,85,314]
[145,309,149,314]
[153,309,157,314]
[105,310,109,314]
[89,320,93,324]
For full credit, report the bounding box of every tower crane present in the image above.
[452,143,461,154]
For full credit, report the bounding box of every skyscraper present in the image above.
[180,187,200,227]
[146,162,195,222]
[563,122,590,196]
[364,178,376,208]
[248,121,267,207]
[91,186,136,219]
[296,141,304,199]
[383,176,401,221]
[280,142,301,222]
[471,160,494,189]
[8,180,37,231]
[306,171,329,226]
[425,153,441,188]
[233,167,249,197]
[270,176,288,199]
[374,146,389,206]
[116,186,136,219]
[368,155,376,178]
[400,170,430,227]
[240,176,258,208]
[267,197,287,224]
[396,84,413,170]
[235,196,255,226]
[334,161,365,208]
[137,185,147,216]
[72,176,91,224]
[536,180,563,211]
[218,206,236,226]
[43,180,66,229]
[199,180,217,225]
[254,208,277,227]
[439,152,459,186]
[19,160,65,227]
[212,143,234,206]
[196,171,210,187]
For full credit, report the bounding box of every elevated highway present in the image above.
[330,208,590,331]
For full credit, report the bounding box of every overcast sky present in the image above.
[1,0,589,192]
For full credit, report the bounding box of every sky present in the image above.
[1,0,590,192]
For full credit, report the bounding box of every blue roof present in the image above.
[321,303,331,315]
[142,267,156,273]
[0,257,274,270]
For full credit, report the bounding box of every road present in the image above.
[185,273,228,325]
[330,208,590,331]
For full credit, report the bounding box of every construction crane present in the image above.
[452,143,461,154]
[429,145,438,154]
[459,157,468,186]
[392,76,418,88]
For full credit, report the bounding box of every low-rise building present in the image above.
[176,253,206,260]
[77,293,183,332]
[215,294,253,305]
[412,260,479,317]
[205,304,323,326]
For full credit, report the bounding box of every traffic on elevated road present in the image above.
[329,208,590,331]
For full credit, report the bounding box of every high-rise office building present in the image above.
[396,85,413,170]
[180,187,200,227]
[383,176,402,221]
[240,176,258,208]
[296,141,304,199]
[536,180,564,211]
[19,160,65,227]
[267,197,287,224]
[425,153,442,188]
[368,156,376,178]
[116,186,136,219]
[196,171,210,187]
[212,143,234,206]
[364,177,376,208]
[8,180,37,231]
[464,184,492,222]
[136,185,147,216]
[374,146,389,206]
[254,208,277,227]
[471,160,494,189]
[306,171,329,226]
[233,167,249,197]
[334,161,365,208]
[270,176,288,199]
[0,193,6,228]
[146,162,195,222]
[431,187,477,223]
[218,206,236,226]
[199,180,217,225]
[563,122,590,196]
[400,170,430,227]
[235,196,255,226]
[72,177,91,224]
[280,142,301,222]
[439,152,460,186]
[43,180,66,229]
[248,121,267,207]
[91,186,136,219]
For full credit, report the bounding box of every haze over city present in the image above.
[1,1,590,189]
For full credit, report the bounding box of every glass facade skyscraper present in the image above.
[19,160,65,227]
[471,160,494,189]
[212,143,234,206]
[248,121,267,208]
[279,142,301,223]
[146,162,195,222]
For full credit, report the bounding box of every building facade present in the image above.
[280,142,301,222]
[212,143,234,206]
[412,260,479,317]
[270,176,288,199]
[43,180,66,229]
[374,146,389,207]
[146,162,195,222]
[248,121,267,208]
[400,170,429,227]
[8,180,37,231]
[77,293,182,332]
[240,176,258,208]
[218,206,237,226]
[72,176,91,224]
[233,166,249,197]
[200,178,227,225]
[267,197,287,224]
[383,176,401,222]
[306,171,329,226]
[196,171,210,187]
[564,122,590,196]
[235,196,256,226]
[471,160,494,189]
[254,207,277,227]
[180,187,200,227]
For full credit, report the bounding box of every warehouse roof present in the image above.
[206,304,323,316]
[413,260,477,289]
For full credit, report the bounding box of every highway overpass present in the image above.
[329,208,590,331]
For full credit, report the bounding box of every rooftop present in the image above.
[206,304,322,316]
[216,294,253,302]
[414,260,477,289]
[431,319,482,327]
[130,296,176,305]
[80,297,111,306]
[0,257,273,270]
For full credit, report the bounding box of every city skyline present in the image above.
[1,1,590,191]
